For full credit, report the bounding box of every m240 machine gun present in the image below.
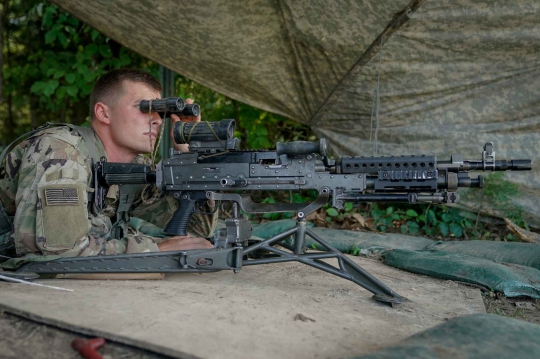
[16,119,532,305]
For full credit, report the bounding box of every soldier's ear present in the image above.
[94,102,111,125]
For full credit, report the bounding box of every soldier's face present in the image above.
[108,80,162,156]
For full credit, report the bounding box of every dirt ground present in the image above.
[0,311,175,359]
[482,292,540,324]
[1,295,538,359]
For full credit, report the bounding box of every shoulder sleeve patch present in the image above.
[45,187,80,206]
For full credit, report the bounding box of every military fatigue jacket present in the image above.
[0,126,217,257]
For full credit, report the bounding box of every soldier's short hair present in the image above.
[89,69,162,119]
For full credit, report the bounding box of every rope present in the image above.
[370,38,384,156]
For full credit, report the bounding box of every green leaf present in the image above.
[65,73,76,84]
[45,31,57,44]
[406,209,419,217]
[326,208,339,217]
[449,223,463,238]
[261,197,275,204]
[53,70,65,79]
[344,202,354,212]
[386,206,394,215]
[418,214,426,222]
[441,213,454,223]
[427,209,437,224]
[407,221,420,235]
[84,44,99,56]
[56,86,67,100]
[91,29,101,41]
[119,52,132,66]
[43,80,59,96]
[391,213,401,221]
[83,71,97,82]
[66,85,78,97]
[58,32,68,46]
[282,212,294,219]
[30,81,45,94]
[439,222,449,237]
[67,16,79,27]
[99,44,111,58]
[36,3,45,16]
[400,225,408,234]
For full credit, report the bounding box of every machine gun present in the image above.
[15,119,532,305]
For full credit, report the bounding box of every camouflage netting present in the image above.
[52,0,540,224]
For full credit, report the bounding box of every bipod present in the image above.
[240,217,407,305]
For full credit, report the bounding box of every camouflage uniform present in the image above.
[0,125,217,258]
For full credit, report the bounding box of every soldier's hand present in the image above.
[157,235,213,251]
[170,98,200,153]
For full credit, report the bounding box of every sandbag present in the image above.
[384,249,540,299]
[349,314,540,359]
[427,240,540,270]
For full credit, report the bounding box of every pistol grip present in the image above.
[164,193,196,236]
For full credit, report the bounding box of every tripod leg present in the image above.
[305,227,407,304]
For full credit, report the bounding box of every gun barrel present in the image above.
[438,159,532,171]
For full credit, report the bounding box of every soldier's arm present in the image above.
[12,135,152,257]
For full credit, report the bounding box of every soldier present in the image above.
[0,69,216,259]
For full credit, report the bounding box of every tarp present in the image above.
[51,0,540,224]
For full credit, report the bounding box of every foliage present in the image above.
[174,77,314,150]
[0,1,313,152]
[0,1,158,143]
[464,172,527,229]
